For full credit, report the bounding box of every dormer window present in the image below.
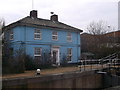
[52,31,58,41]
[34,29,42,40]
[9,30,13,40]
[67,32,72,42]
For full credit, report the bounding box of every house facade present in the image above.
[4,10,82,65]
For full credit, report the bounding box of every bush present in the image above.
[24,51,53,70]
[3,48,66,74]
[24,55,35,70]
[2,55,25,74]
[32,52,53,69]
[60,54,68,66]
[2,48,25,74]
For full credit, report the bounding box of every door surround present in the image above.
[51,47,60,66]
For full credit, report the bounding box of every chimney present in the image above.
[50,14,58,21]
[30,10,38,18]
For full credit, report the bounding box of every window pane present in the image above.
[52,31,57,35]
[67,36,72,41]
[35,29,40,33]
[67,32,71,36]
[10,35,13,40]
[34,29,41,39]
[52,36,57,40]
[34,48,41,55]
[67,48,72,61]
[67,32,72,41]
[68,48,72,55]
[52,31,58,40]
[35,34,40,38]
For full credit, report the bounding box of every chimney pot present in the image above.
[30,10,38,18]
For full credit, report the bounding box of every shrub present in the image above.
[32,51,53,69]
[2,55,25,74]
[2,49,25,74]
[24,55,35,70]
[24,50,53,70]
[60,54,68,66]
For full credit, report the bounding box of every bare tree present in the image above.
[87,20,113,35]
[82,20,115,58]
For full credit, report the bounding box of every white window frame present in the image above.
[34,29,42,40]
[34,47,42,57]
[9,30,13,40]
[52,31,58,41]
[67,32,72,42]
[67,48,72,61]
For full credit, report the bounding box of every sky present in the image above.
[0,0,119,32]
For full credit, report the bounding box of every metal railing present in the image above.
[79,52,120,72]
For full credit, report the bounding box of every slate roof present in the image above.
[3,16,83,32]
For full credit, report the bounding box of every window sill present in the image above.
[52,39,58,41]
[34,38,42,40]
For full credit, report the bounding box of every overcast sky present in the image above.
[0,0,119,32]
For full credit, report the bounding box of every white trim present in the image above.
[67,32,72,42]
[52,31,58,41]
[34,55,41,56]
[67,48,72,61]
[34,47,42,56]
[34,29,42,40]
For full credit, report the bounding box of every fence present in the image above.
[78,59,120,74]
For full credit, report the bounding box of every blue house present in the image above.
[4,10,83,66]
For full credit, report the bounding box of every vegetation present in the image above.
[2,45,74,74]
[3,45,69,74]
[87,20,114,35]
[2,45,25,74]
[2,48,52,74]
[60,54,68,66]
[24,50,53,70]
[81,20,119,59]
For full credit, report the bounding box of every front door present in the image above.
[52,48,60,65]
